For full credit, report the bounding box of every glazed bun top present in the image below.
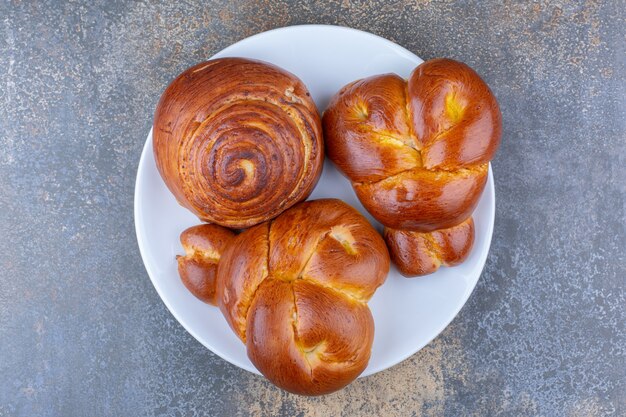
[154,57,324,229]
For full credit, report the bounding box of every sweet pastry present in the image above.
[384,217,474,276]
[323,58,501,275]
[154,58,323,229]
[177,199,390,395]
[176,224,235,304]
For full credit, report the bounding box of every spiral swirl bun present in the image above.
[154,58,323,228]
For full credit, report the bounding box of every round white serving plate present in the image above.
[135,24,495,377]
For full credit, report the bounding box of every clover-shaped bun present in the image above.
[178,199,389,395]
[323,58,501,232]
[323,59,500,275]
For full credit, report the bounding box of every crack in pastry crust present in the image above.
[215,199,389,395]
[384,217,475,276]
[323,59,500,235]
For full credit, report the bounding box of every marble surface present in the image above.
[0,1,624,416]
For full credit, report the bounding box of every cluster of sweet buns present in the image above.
[153,57,501,395]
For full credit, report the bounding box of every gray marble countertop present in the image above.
[1,1,624,416]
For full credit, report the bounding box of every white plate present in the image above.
[135,25,495,377]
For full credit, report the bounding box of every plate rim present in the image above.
[134,24,496,377]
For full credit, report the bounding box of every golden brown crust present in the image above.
[384,217,475,277]
[353,165,487,231]
[212,199,389,395]
[216,222,269,341]
[154,58,323,229]
[407,59,501,168]
[268,198,389,300]
[323,58,501,232]
[246,279,374,396]
[323,74,419,183]
[176,224,235,304]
